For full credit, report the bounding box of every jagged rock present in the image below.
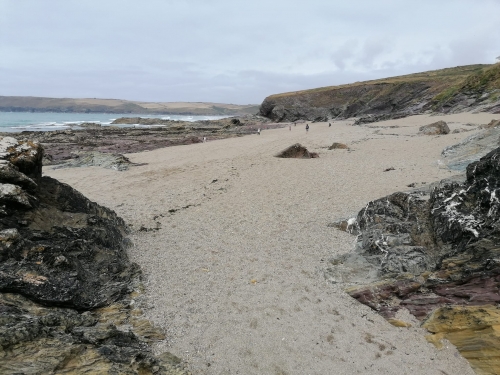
[441,126,500,171]
[52,151,133,171]
[0,174,139,309]
[0,183,35,208]
[0,293,187,375]
[328,147,500,374]
[0,137,188,374]
[328,142,348,150]
[275,143,319,158]
[423,306,500,375]
[354,112,410,125]
[0,161,37,192]
[0,137,43,181]
[419,120,450,135]
[480,119,500,129]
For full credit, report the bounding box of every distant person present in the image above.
[289,125,291,131]
[329,123,331,127]
[257,128,261,135]
[203,136,207,143]
[306,124,309,133]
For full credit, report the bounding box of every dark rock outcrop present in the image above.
[329,147,500,374]
[331,148,500,319]
[0,136,187,374]
[275,144,319,159]
[419,120,450,135]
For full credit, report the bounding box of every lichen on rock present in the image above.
[328,146,500,374]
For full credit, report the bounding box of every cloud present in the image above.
[1,0,500,104]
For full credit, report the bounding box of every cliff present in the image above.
[260,64,500,122]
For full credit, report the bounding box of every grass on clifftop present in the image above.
[268,64,490,100]
[429,63,500,108]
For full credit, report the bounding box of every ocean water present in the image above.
[0,112,231,132]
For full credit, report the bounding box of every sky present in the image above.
[1,0,500,105]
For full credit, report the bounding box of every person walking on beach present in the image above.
[257,128,261,135]
[306,124,309,133]
[203,136,207,143]
[289,125,291,131]
[329,123,331,127]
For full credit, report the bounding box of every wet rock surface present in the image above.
[329,147,500,374]
[0,136,188,374]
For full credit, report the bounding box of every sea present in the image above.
[0,112,231,132]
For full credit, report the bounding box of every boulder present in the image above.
[418,120,450,135]
[275,143,319,158]
[328,142,348,150]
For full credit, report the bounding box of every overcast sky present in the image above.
[1,0,500,104]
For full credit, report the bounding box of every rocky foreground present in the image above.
[0,136,188,374]
[330,143,500,374]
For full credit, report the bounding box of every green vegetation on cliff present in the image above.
[260,64,500,122]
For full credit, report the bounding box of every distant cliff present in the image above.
[0,96,259,116]
[260,64,500,122]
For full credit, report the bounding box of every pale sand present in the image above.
[46,112,498,374]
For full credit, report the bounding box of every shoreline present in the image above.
[45,112,498,374]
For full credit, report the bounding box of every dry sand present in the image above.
[46,112,498,374]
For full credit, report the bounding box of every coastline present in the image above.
[45,112,498,374]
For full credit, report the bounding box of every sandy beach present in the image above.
[45,112,498,374]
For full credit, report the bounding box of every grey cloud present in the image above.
[1,0,500,104]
